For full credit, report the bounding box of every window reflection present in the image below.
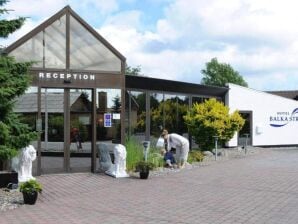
[96,89,121,142]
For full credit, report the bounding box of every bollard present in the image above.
[142,141,150,161]
[213,136,219,161]
[244,133,249,155]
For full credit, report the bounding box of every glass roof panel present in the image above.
[9,32,43,68]
[69,15,121,72]
[44,15,66,69]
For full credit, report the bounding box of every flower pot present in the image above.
[139,171,149,179]
[23,191,38,205]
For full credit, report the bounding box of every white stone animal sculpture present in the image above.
[106,144,129,178]
[18,145,37,182]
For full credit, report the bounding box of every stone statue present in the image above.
[105,144,129,178]
[18,145,37,182]
[97,143,113,172]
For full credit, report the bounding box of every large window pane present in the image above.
[44,15,66,68]
[9,32,43,67]
[70,16,121,71]
[126,91,146,142]
[150,92,163,137]
[96,89,121,142]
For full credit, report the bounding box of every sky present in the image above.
[1,0,298,91]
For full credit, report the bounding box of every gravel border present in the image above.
[0,189,23,212]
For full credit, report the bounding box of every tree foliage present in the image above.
[125,65,142,76]
[0,1,37,163]
[0,0,26,38]
[201,58,248,87]
[184,98,245,151]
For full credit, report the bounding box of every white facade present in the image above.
[226,83,298,147]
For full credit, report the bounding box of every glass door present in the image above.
[69,89,92,172]
[40,88,65,173]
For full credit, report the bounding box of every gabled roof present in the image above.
[4,6,125,71]
[14,92,85,113]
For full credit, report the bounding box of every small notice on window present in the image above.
[113,113,120,120]
[104,113,112,127]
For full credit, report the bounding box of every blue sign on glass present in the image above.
[104,113,112,127]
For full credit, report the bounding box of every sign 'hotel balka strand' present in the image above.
[38,72,95,81]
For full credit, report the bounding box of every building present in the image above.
[4,6,298,174]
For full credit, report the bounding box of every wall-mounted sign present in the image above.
[269,108,298,127]
[104,113,112,127]
[38,72,95,81]
[113,113,120,120]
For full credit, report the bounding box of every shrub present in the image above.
[188,150,204,164]
[184,98,245,151]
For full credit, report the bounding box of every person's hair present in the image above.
[161,129,168,137]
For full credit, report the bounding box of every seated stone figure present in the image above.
[105,144,129,178]
[97,143,113,172]
[18,145,37,182]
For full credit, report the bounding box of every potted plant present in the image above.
[135,161,154,179]
[19,179,42,205]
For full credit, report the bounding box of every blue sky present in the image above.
[1,0,298,91]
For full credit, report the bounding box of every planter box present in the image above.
[0,171,18,188]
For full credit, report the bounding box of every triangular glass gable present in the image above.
[8,8,122,72]
[69,15,121,71]
[9,15,66,69]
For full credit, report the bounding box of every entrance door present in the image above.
[69,89,92,172]
[39,88,94,173]
[40,88,65,173]
[238,112,252,146]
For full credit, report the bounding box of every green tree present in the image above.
[201,58,248,87]
[184,98,244,151]
[125,65,142,76]
[0,1,37,169]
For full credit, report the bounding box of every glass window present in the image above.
[69,15,121,72]
[125,91,146,142]
[9,32,43,67]
[96,89,121,142]
[150,92,163,137]
[44,15,66,68]
[9,15,66,69]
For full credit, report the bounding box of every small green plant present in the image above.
[188,150,204,164]
[148,152,164,168]
[19,179,42,194]
[125,137,144,171]
[135,161,154,172]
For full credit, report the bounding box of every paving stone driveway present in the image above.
[1,148,298,224]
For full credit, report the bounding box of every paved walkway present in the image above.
[1,148,298,224]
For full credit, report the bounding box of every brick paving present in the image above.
[1,148,298,224]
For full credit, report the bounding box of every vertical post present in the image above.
[37,87,42,175]
[213,136,219,161]
[244,133,249,155]
[142,141,150,161]
[64,89,70,172]
[44,88,48,151]
[145,91,150,141]
[91,88,97,172]
[120,61,126,145]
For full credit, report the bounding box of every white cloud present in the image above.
[102,10,143,29]
[6,0,67,18]
[3,0,298,91]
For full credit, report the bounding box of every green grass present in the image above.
[125,137,165,171]
[125,137,144,171]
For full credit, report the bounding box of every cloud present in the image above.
[3,0,298,91]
